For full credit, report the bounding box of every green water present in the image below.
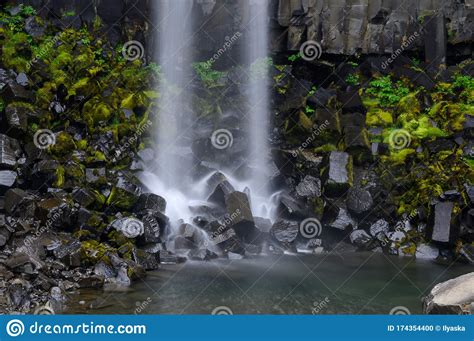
[65,253,471,314]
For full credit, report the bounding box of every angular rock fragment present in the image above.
[346,187,373,218]
[324,152,352,197]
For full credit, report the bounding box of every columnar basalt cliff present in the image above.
[0,1,473,316]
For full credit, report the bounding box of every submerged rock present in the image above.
[423,272,474,314]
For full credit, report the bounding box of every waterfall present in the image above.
[245,0,274,219]
[143,0,278,252]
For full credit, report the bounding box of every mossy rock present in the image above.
[51,131,76,157]
[366,109,393,127]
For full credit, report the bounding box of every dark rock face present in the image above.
[295,175,321,198]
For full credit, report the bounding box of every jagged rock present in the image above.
[1,81,33,102]
[7,278,31,311]
[93,261,116,279]
[225,191,256,241]
[343,126,372,164]
[108,173,141,210]
[307,88,336,108]
[337,90,365,113]
[77,275,104,289]
[188,248,218,261]
[428,201,458,243]
[0,170,17,194]
[85,168,106,185]
[53,240,81,267]
[0,134,21,168]
[110,217,144,238]
[327,207,355,231]
[346,187,373,218]
[295,175,321,198]
[72,188,95,208]
[324,152,352,197]
[254,217,272,233]
[369,219,389,237]
[208,180,234,207]
[0,226,11,247]
[134,193,166,213]
[158,250,187,265]
[4,188,31,215]
[5,104,29,135]
[350,229,373,249]
[133,249,160,270]
[416,244,439,260]
[276,193,308,219]
[423,272,474,314]
[31,160,61,190]
[271,220,299,244]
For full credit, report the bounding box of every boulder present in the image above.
[224,191,256,241]
[271,220,299,245]
[369,219,389,237]
[423,272,474,314]
[350,229,373,249]
[31,160,61,190]
[134,193,166,213]
[5,103,28,135]
[326,207,355,231]
[137,213,161,244]
[0,170,17,194]
[1,81,33,102]
[295,175,321,198]
[85,168,107,185]
[0,134,21,168]
[4,188,31,215]
[427,201,458,244]
[416,244,439,261]
[324,152,353,197]
[208,180,234,207]
[72,188,96,208]
[346,187,374,218]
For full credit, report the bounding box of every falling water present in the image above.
[245,0,273,218]
[155,0,193,189]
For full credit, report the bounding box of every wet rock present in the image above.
[53,240,81,267]
[93,261,116,280]
[271,220,299,244]
[343,126,371,164]
[423,272,474,314]
[108,174,141,210]
[0,226,11,247]
[276,193,308,219]
[158,250,187,265]
[110,217,144,238]
[133,249,160,270]
[1,81,33,102]
[423,13,447,67]
[369,219,389,237]
[85,168,107,185]
[346,187,373,218]
[427,201,458,244]
[295,175,321,198]
[188,248,218,261]
[324,152,353,197]
[134,193,166,213]
[326,207,355,231]
[31,160,61,190]
[254,217,272,233]
[416,244,439,260]
[0,134,21,168]
[307,88,336,108]
[7,278,31,311]
[72,188,96,208]
[225,191,256,241]
[4,188,31,215]
[350,229,373,249]
[459,245,474,264]
[0,170,17,194]
[24,17,45,38]
[5,103,29,135]
[77,275,104,289]
[208,180,234,207]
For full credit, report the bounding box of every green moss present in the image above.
[81,240,113,264]
[365,76,410,107]
[51,132,76,157]
[366,109,393,127]
[106,186,138,210]
[193,61,226,88]
[53,165,65,187]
